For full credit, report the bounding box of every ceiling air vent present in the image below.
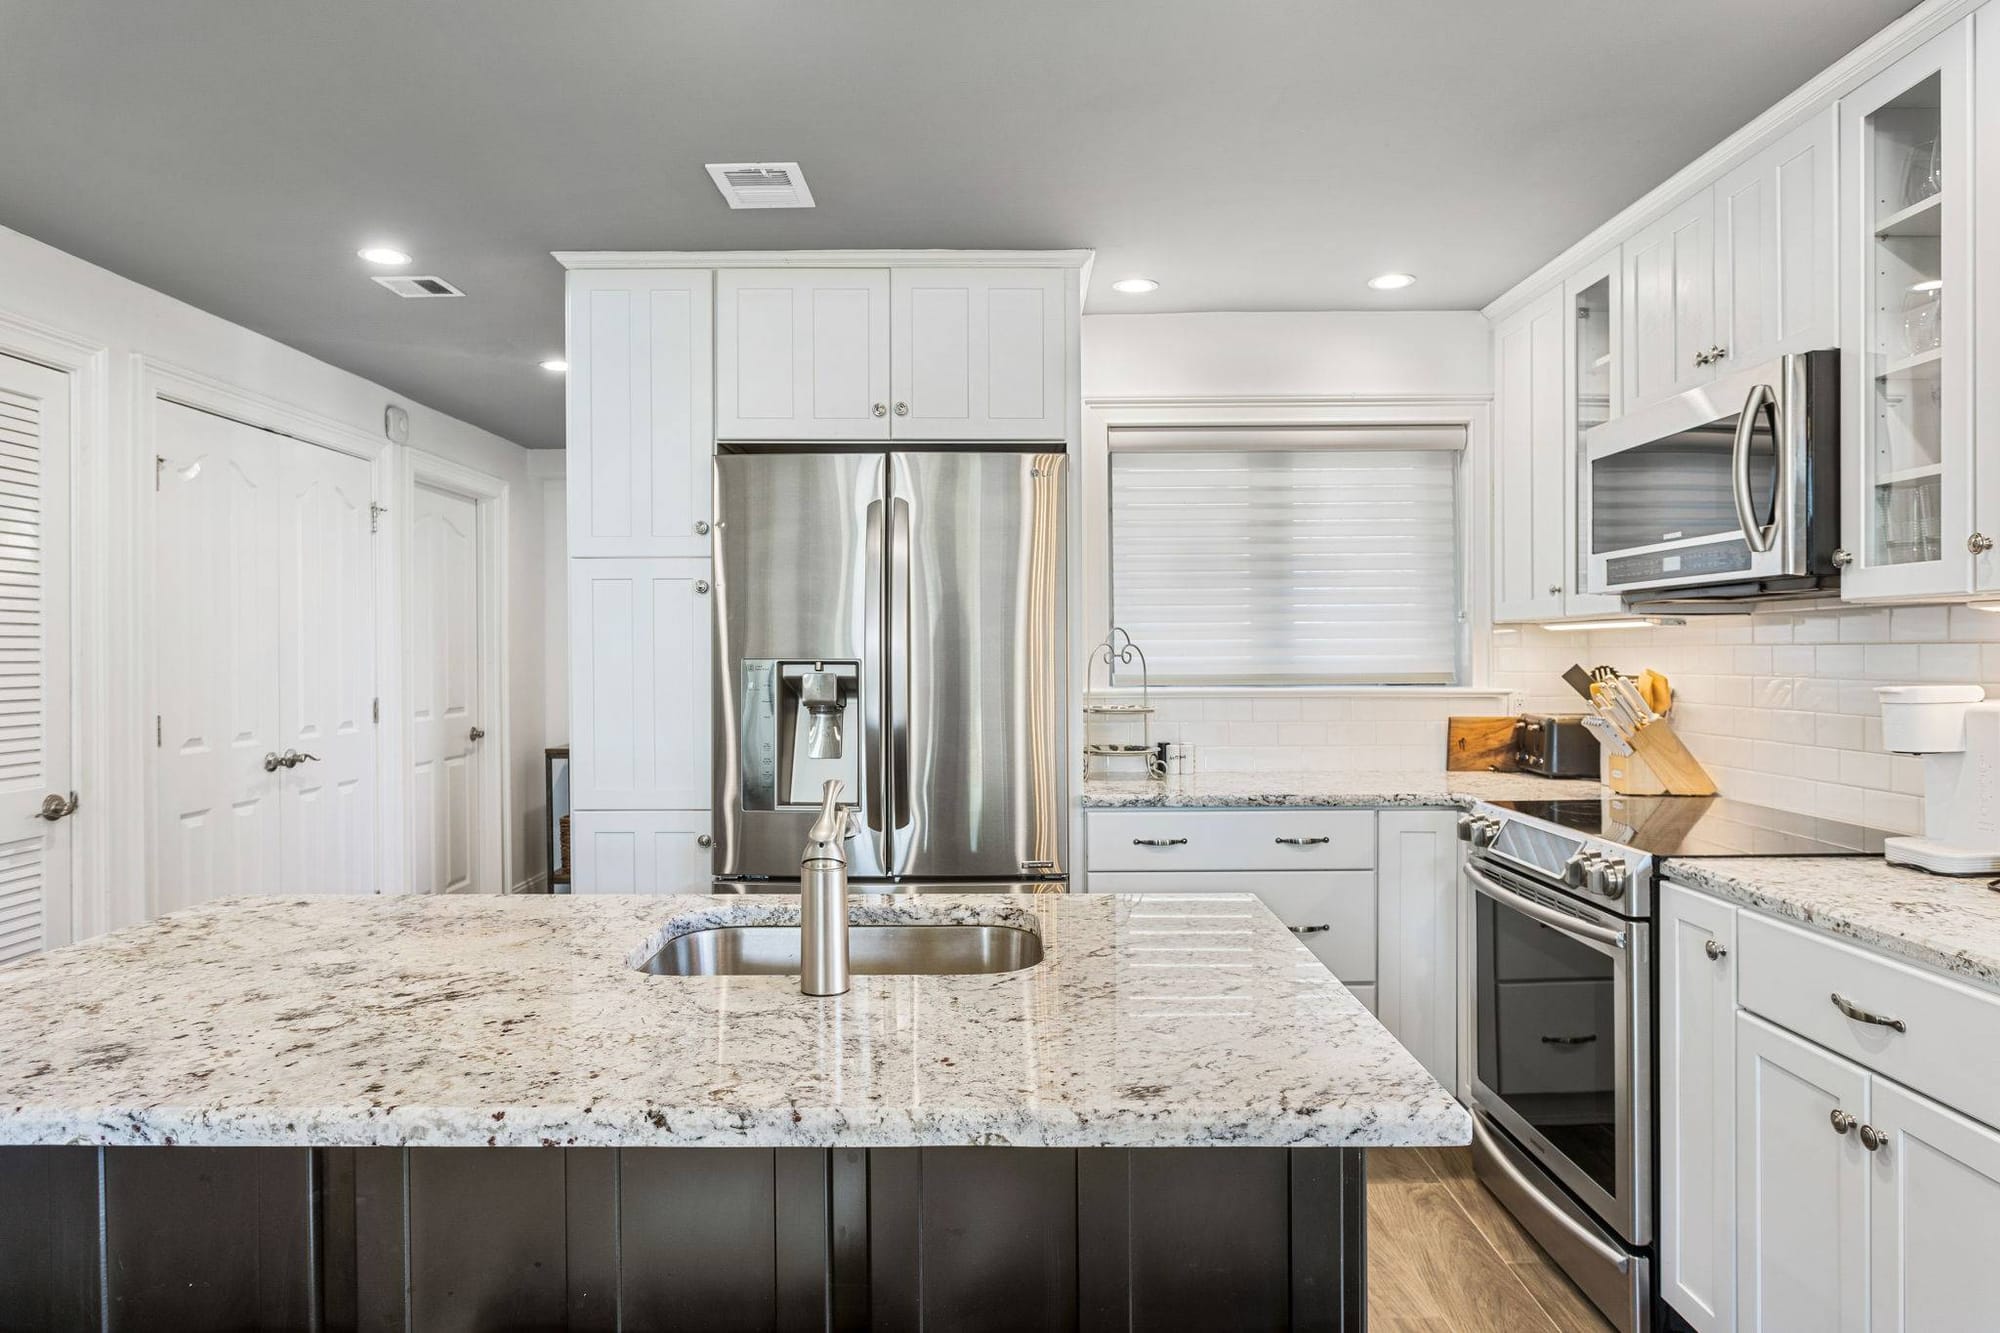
[371,274,464,298]
[705,162,815,209]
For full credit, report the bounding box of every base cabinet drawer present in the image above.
[1736,912,2000,1124]
[1087,870,1375,984]
[1087,810,1376,872]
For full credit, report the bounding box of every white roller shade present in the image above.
[1110,437,1462,684]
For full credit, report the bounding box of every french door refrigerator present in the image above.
[713,448,1068,891]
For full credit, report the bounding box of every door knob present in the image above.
[278,750,319,768]
[263,752,284,773]
[468,727,485,743]
[34,791,77,822]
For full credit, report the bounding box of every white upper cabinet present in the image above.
[1713,106,1839,372]
[716,269,891,440]
[1492,287,1568,622]
[1561,250,1626,617]
[890,268,1066,440]
[566,270,714,558]
[568,557,712,812]
[1840,20,1975,600]
[1623,193,1717,411]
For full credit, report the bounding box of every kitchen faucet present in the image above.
[800,779,851,996]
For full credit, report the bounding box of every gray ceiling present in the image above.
[0,1,1916,449]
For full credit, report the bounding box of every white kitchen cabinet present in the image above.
[1660,883,1738,1333]
[1840,20,1976,600]
[568,558,712,811]
[1623,193,1716,411]
[890,268,1066,439]
[1375,810,1457,1087]
[1712,107,1839,376]
[1561,250,1626,617]
[1492,287,1569,622]
[1868,1078,2000,1331]
[570,809,711,893]
[565,270,714,558]
[716,269,891,440]
[1736,1013,1870,1333]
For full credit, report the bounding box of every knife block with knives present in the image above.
[1564,664,1716,796]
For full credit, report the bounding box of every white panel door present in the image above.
[890,268,1065,439]
[716,269,890,440]
[1736,1013,1869,1333]
[1868,1078,2000,1331]
[1375,809,1457,1087]
[1713,107,1838,373]
[1660,883,1738,1333]
[277,440,378,894]
[407,482,483,894]
[570,809,711,893]
[153,403,284,914]
[0,355,71,962]
[568,558,711,810]
[566,270,713,557]
[1623,193,1717,411]
[1492,287,1568,621]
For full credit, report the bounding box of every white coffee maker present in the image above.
[1876,685,2000,874]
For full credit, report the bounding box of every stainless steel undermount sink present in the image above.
[641,924,1044,978]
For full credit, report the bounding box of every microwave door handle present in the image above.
[1464,862,1628,951]
[1732,382,1779,554]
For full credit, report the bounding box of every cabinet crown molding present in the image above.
[554,248,1095,272]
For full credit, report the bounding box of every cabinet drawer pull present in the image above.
[1539,1034,1599,1046]
[1830,992,1906,1033]
[1274,835,1331,846]
[1289,923,1331,935]
[1131,837,1187,847]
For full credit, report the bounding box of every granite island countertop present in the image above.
[1081,768,1601,809]
[1664,856,2000,995]
[0,892,1470,1151]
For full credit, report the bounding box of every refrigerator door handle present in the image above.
[863,497,887,834]
[888,496,913,829]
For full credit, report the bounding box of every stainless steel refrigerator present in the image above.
[713,448,1068,890]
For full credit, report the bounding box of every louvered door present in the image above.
[0,355,71,964]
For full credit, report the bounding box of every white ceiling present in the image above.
[0,0,1918,447]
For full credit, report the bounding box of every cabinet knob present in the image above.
[693,579,710,595]
[694,520,710,536]
[893,401,909,416]
[1859,1123,1889,1152]
[1549,584,1563,596]
[1830,1109,1856,1135]
[1712,345,1727,362]
[1704,939,1728,961]
[872,403,888,418]
[1970,532,1994,555]
[696,834,713,848]
[1830,548,1854,568]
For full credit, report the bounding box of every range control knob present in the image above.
[1564,851,1597,888]
[1471,817,1501,848]
[1455,813,1478,843]
[1594,859,1631,900]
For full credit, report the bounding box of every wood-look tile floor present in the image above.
[1368,1146,1614,1333]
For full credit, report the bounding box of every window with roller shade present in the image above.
[1108,427,1463,685]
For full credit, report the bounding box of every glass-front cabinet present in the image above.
[1839,19,1974,599]
[1562,252,1626,615]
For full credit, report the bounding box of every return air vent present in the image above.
[371,274,464,298]
[705,162,815,209]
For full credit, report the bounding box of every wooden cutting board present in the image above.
[1447,716,1519,772]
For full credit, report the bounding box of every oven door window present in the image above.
[1474,892,1619,1198]
[1591,408,1777,554]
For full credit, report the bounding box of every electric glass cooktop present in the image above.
[1482,796,1892,858]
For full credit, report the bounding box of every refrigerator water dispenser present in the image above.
[738,660,862,810]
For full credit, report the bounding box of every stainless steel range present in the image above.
[1457,796,1887,1333]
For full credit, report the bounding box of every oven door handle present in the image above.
[1732,381,1779,554]
[1471,1113,1633,1276]
[1465,862,1628,951]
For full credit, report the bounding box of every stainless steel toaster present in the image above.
[1514,713,1600,778]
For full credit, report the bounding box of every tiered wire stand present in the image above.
[1083,627,1161,780]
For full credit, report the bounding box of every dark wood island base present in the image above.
[0,1144,1367,1332]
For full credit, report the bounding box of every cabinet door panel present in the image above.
[1492,288,1567,621]
[570,810,711,893]
[1375,810,1457,1086]
[1868,1078,2000,1332]
[1736,1014,1868,1333]
[566,271,713,557]
[891,268,1065,439]
[1623,194,1715,411]
[568,559,711,810]
[717,270,889,440]
[1713,108,1837,373]
[1660,884,1737,1333]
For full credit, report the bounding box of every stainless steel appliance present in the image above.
[1459,795,1888,1332]
[1583,350,1840,606]
[1514,713,1599,778]
[713,448,1068,891]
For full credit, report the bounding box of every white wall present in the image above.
[1083,311,1492,400]
[0,222,548,932]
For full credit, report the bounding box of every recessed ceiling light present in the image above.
[1368,272,1417,291]
[1111,277,1159,294]
[357,246,412,266]
[539,359,568,373]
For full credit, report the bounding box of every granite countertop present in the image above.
[1665,856,2000,995]
[0,893,1470,1151]
[1081,768,1601,809]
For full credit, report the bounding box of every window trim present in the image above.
[1080,397,1495,692]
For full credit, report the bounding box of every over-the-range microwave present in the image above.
[1583,349,1841,606]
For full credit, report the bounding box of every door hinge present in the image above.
[155,455,165,491]
[155,715,162,747]
[369,501,386,534]
[372,697,380,724]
